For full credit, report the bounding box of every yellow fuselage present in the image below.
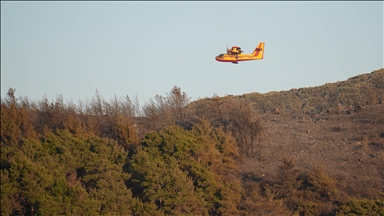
[215,42,265,64]
[215,54,262,63]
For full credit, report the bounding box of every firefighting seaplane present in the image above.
[215,42,265,64]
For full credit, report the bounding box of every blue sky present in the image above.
[1,1,383,107]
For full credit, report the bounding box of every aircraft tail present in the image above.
[252,42,265,59]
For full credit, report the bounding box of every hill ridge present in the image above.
[236,68,384,115]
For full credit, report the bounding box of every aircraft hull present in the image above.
[215,55,262,63]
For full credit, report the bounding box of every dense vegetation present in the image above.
[1,68,383,215]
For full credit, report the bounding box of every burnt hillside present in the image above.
[240,68,384,115]
[240,103,384,199]
[1,68,383,215]
[187,68,384,200]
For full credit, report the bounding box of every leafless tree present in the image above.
[91,89,105,115]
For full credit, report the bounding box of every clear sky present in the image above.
[1,1,383,107]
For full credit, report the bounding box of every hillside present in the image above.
[241,68,384,115]
[189,68,384,198]
[181,68,384,214]
[1,68,383,215]
[240,103,384,198]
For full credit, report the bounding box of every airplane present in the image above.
[215,42,265,64]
